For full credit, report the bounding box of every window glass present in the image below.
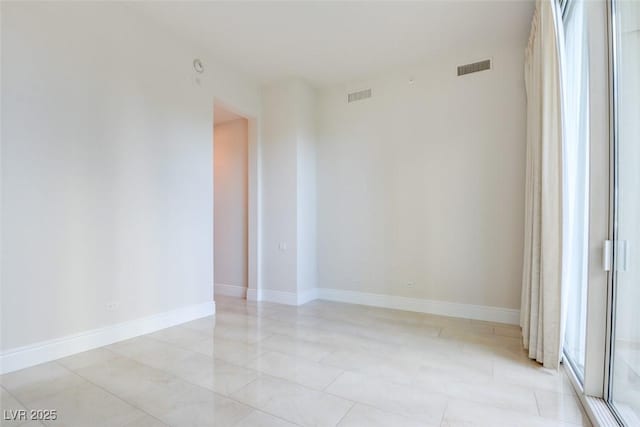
[561,0,590,379]
[610,0,640,423]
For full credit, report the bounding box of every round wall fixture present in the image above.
[193,59,204,74]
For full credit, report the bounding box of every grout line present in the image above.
[143,326,272,369]
[439,401,449,426]
[228,408,304,427]
[64,350,295,427]
[52,360,170,427]
[224,374,338,426]
[532,389,542,417]
[137,314,292,372]
[334,401,356,426]
[69,326,301,425]
[316,349,337,364]
[1,384,43,426]
[321,369,346,392]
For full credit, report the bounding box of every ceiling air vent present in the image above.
[347,88,372,103]
[457,59,491,76]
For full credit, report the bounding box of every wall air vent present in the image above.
[347,88,372,103]
[457,59,491,76]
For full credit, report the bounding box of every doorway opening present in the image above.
[213,103,249,300]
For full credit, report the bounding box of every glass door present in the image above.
[561,0,590,379]
[610,0,640,424]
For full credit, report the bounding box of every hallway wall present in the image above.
[214,118,249,296]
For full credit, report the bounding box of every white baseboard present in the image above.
[246,287,261,302]
[259,289,299,305]
[246,286,518,324]
[0,301,215,375]
[316,288,520,325]
[246,287,318,306]
[214,283,247,298]
[298,287,318,305]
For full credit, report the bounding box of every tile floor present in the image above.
[0,297,591,427]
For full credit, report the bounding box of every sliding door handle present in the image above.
[604,240,613,271]
[603,240,630,272]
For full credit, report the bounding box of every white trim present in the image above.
[214,283,247,298]
[564,362,620,427]
[0,301,215,375]
[246,287,318,306]
[246,287,261,302]
[297,288,318,305]
[316,288,520,325]
[259,289,299,305]
[582,0,613,396]
[247,286,519,323]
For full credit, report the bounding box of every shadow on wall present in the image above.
[213,104,249,299]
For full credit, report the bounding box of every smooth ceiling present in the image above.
[129,1,535,87]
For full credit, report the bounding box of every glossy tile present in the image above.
[259,333,334,363]
[1,297,590,427]
[147,325,210,348]
[493,357,576,395]
[233,410,298,427]
[116,412,169,427]
[247,351,343,390]
[108,336,192,371]
[170,353,260,396]
[179,316,217,334]
[337,403,431,427]
[231,376,353,427]
[112,334,259,395]
[0,386,26,427]
[187,337,265,365]
[57,348,120,371]
[0,363,85,405]
[493,324,523,338]
[535,390,591,425]
[72,356,175,404]
[320,348,418,386]
[156,389,252,427]
[441,397,583,427]
[325,371,447,426]
[213,323,273,344]
[25,382,149,427]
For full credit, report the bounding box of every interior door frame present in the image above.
[213,97,261,300]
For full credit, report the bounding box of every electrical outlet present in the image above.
[278,242,287,251]
[106,302,120,311]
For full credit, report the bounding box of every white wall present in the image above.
[296,84,317,294]
[214,118,248,292]
[260,80,317,301]
[261,82,299,295]
[0,2,260,352]
[317,45,526,310]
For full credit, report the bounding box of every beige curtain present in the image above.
[521,0,565,369]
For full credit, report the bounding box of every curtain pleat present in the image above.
[521,0,565,370]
